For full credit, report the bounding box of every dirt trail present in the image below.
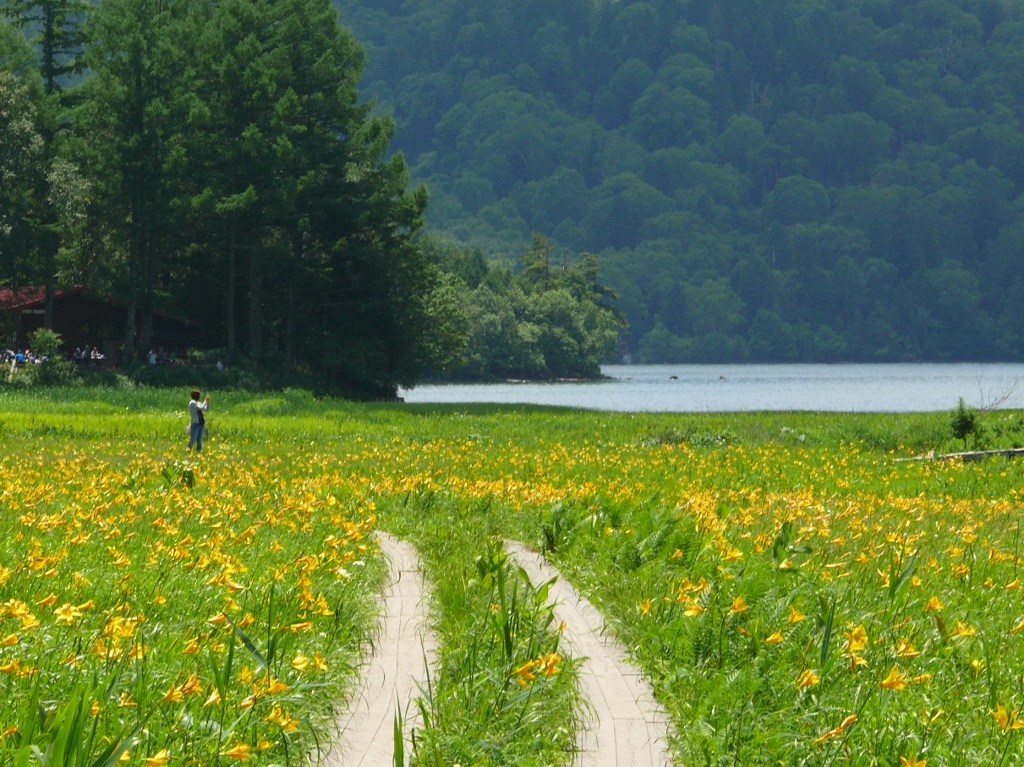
[505,540,673,767]
[322,532,437,767]
[323,534,671,766]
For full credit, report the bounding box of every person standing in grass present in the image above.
[187,389,211,452]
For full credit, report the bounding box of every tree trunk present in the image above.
[284,228,302,370]
[226,218,236,363]
[248,243,262,359]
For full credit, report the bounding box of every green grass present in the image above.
[2,386,1024,765]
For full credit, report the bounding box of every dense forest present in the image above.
[0,0,461,396]
[336,0,1024,363]
[0,0,627,391]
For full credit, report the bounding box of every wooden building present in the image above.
[0,286,197,360]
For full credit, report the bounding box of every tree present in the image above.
[1,0,87,327]
[0,66,43,290]
[75,0,180,357]
[0,0,85,93]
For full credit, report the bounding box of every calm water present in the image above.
[399,364,1024,412]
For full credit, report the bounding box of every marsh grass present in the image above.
[384,494,579,766]
[4,388,1024,764]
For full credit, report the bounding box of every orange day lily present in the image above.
[992,704,1024,732]
[813,714,857,744]
[795,669,818,690]
[881,665,908,691]
[899,755,926,767]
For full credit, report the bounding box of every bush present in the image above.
[26,328,78,385]
[949,397,982,449]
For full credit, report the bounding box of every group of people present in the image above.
[148,349,179,365]
[73,346,107,364]
[3,348,40,371]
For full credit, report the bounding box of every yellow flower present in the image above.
[223,742,251,761]
[639,599,652,616]
[180,673,203,696]
[845,624,867,654]
[880,664,908,691]
[162,684,184,703]
[787,605,806,624]
[813,714,857,744]
[993,704,1024,731]
[514,660,536,686]
[899,754,927,767]
[765,631,783,645]
[949,621,976,638]
[264,677,289,695]
[728,596,748,615]
[895,638,920,658]
[678,595,701,617]
[181,637,200,655]
[538,652,561,676]
[924,596,943,612]
[144,749,171,767]
[795,669,818,690]
[291,653,309,673]
[54,603,82,626]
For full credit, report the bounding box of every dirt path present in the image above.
[505,540,673,767]
[322,532,437,767]
[323,534,671,766]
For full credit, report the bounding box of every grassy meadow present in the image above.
[2,386,1024,766]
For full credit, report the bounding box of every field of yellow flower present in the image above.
[0,391,384,765]
[3,387,1024,766]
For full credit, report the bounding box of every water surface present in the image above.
[399,364,1024,412]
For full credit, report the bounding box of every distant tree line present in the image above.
[424,234,624,380]
[0,0,454,396]
[338,0,1024,363]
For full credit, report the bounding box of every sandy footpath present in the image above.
[505,540,673,767]
[322,532,437,767]
[323,534,672,767]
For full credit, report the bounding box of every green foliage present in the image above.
[25,327,78,384]
[338,0,1024,363]
[385,500,578,766]
[951,397,983,449]
[430,235,624,380]
[27,326,61,357]
[1,0,439,397]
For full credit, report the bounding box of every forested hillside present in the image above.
[335,0,1024,363]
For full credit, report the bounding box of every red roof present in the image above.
[0,285,196,325]
[0,286,89,310]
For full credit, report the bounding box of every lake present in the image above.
[399,364,1024,412]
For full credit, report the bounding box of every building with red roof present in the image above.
[0,286,197,360]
